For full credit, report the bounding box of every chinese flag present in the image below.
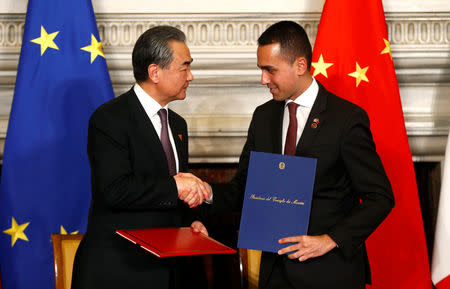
[311,1,432,289]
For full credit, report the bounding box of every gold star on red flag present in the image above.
[348,62,369,87]
[311,54,334,78]
[381,38,392,59]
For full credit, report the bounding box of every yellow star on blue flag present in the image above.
[3,217,30,247]
[60,225,79,235]
[30,26,59,55]
[81,34,105,63]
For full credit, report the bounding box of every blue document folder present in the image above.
[237,151,317,253]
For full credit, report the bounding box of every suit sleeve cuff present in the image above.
[328,231,355,260]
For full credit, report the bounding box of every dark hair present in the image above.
[132,26,186,82]
[258,21,312,70]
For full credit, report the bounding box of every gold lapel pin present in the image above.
[311,118,320,129]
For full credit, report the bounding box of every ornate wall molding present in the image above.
[0,12,449,162]
[1,13,449,49]
[385,13,450,48]
[0,14,24,47]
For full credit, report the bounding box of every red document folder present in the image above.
[116,227,236,257]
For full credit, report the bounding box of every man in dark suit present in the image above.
[209,21,395,289]
[72,26,210,289]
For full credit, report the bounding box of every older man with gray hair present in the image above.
[71,25,211,289]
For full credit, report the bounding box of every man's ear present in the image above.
[296,57,308,76]
[147,64,160,83]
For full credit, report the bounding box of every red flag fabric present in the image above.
[311,1,432,289]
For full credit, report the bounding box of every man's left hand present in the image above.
[278,234,337,262]
[190,221,208,236]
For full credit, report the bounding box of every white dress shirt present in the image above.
[281,78,319,153]
[134,83,179,173]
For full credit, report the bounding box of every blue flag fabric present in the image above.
[0,0,113,288]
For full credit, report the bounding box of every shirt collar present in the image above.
[134,83,168,117]
[285,78,319,108]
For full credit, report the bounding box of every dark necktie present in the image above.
[284,102,299,156]
[157,109,176,176]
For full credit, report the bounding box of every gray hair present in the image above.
[132,26,186,82]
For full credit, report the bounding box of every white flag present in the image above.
[432,129,450,289]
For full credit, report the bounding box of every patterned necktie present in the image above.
[157,109,176,176]
[284,102,299,155]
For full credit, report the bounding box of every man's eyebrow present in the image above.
[258,64,274,70]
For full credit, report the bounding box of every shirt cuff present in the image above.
[203,191,213,204]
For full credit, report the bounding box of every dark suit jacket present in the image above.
[72,88,191,289]
[211,82,394,289]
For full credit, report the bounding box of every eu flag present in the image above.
[0,0,113,288]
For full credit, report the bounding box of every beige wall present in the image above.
[1,0,449,13]
[0,1,449,162]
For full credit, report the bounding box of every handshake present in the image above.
[174,172,212,208]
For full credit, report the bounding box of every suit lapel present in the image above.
[128,89,169,171]
[296,84,327,154]
[271,101,285,154]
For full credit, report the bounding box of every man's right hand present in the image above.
[174,173,211,208]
